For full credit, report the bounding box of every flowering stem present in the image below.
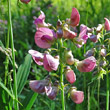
[97,78,100,110]
[59,39,65,110]
[8,0,18,109]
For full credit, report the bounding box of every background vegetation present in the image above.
[0,0,110,110]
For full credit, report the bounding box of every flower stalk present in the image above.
[59,38,65,110]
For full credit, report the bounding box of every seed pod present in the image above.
[70,87,84,104]
[65,66,76,84]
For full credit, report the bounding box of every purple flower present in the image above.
[28,49,44,65]
[75,27,88,48]
[43,53,59,72]
[35,27,56,49]
[70,8,80,27]
[29,79,49,93]
[77,56,96,72]
[34,11,50,29]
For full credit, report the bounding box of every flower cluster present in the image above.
[29,8,97,104]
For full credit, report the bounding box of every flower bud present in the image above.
[70,87,84,104]
[89,35,98,43]
[57,19,62,28]
[99,60,107,67]
[100,48,106,57]
[65,66,76,84]
[20,0,31,4]
[29,79,49,93]
[70,8,80,27]
[96,24,103,33]
[56,28,63,38]
[77,56,96,72]
[84,48,95,58]
[104,18,110,31]
[65,49,74,65]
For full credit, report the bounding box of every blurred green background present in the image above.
[0,0,110,110]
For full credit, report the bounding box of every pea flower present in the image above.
[77,56,96,72]
[29,79,50,93]
[63,26,77,39]
[35,27,57,49]
[65,66,76,84]
[84,48,95,58]
[43,53,59,72]
[70,87,84,104]
[20,0,31,4]
[45,82,58,100]
[104,18,110,31]
[75,27,88,48]
[70,8,80,27]
[34,11,50,29]
[28,49,44,65]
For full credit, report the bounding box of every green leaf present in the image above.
[20,90,38,110]
[17,54,32,94]
[0,81,15,99]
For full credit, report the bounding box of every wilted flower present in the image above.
[63,26,77,39]
[28,49,44,65]
[20,0,31,4]
[104,18,110,31]
[65,66,76,84]
[35,27,57,49]
[45,82,58,100]
[65,49,74,65]
[29,79,50,93]
[77,56,96,72]
[70,8,80,27]
[70,87,84,104]
[43,53,59,72]
[34,11,50,29]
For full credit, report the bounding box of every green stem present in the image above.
[106,70,109,110]
[8,0,18,109]
[97,78,100,110]
[59,39,65,110]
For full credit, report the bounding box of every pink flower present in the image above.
[70,8,80,27]
[65,66,76,84]
[29,79,49,93]
[75,27,88,48]
[43,53,59,72]
[20,0,31,4]
[104,18,110,31]
[70,87,84,104]
[34,11,50,29]
[28,50,44,65]
[77,56,96,72]
[35,27,56,49]
[63,27,77,39]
